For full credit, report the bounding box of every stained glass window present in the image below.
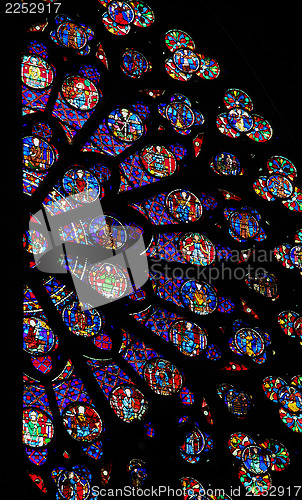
[8,0,302,498]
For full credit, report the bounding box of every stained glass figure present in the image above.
[61,76,99,111]
[50,15,94,55]
[166,189,203,223]
[107,107,144,142]
[109,385,148,422]
[229,321,271,364]
[158,93,204,135]
[22,54,54,89]
[140,145,177,177]
[52,467,91,500]
[128,459,147,489]
[62,168,100,203]
[62,403,103,442]
[210,152,242,176]
[121,49,151,78]
[179,232,216,266]
[23,317,55,355]
[180,280,217,315]
[143,358,183,395]
[223,206,266,243]
[217,383,252,417]
[23,135,57,171]
[169,320,207,356]
[217,88,273,141]
[23,408,54,447]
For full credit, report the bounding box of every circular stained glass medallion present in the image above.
[180,280,217,315]
[23,408,54,447]
[143,358,183,396]
[173,48,200,74]
[57,470,90,500]
[56,22,87,50]
[21,55,54,89]
[242,445,271,474]
[61,76,99,111]
[23,317,55,355]
[88,263,128,299]
[169,320,207,356]
[109,385,148,422]
[166,101,195,130]
[267,174,293,199]
[278,385,302,413]
[234,328,265,357]
[62,403,103,442]
[227,108,254,132]
[107,107,144,142]
[62,302,102,337]
[62,168,100,202]
[140,145,177,178]
[89,216,127,249]
[108,1,135,25]
[166,189,202,223]
[210,152,241,176]
[229,212,259,239]
[179,232,215,266]
[23,136,55,171]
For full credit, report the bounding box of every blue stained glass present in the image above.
[180,280,217,315]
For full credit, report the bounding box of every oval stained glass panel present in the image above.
[89,216,127,249]
[140,145,177,178]
[23,136,55,171]
[21,55,54,89]
[109,385,148,422]
[169,320,207,356]
[179,232,215,266]
[166,102,195,130]
[88,263,128,299]
[180,280,217,315]
[62,403,103,442]
[107,108,144,142]
[62,168,100,202]
[23,317,55,355]
[62,302,102,337]
[166,189,203,223]
[108,1,135,25]
[173,48,200,74]
[234,328,265,357]
[210,152,241,176]
[242,445,271,474]
[229,212,259,239]
[266,174,293,199]
[23,408,54,447]
[143,358,183,395]
[57,470,90,500]
[61,76,99,111]
[56,22,87,49]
